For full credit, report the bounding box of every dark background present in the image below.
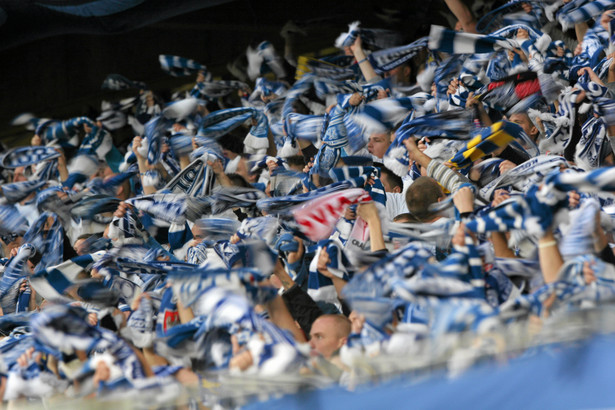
[0,0,452,146]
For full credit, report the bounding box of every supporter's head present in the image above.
[219,132,244,159]
[191,223,205,245]
[507,112,539,142]
[236,154,259,183]
[405,176,445,222]
[379,166,403,194]
[286,155,306,172]
[309,314,351,359]
[393,213,419,223]
[367,132,392,159]
[0,235,22,259]
[226,173,252,188]
[385,61,413,85]
[11,167,28,183]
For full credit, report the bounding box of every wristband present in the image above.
[538,240,557,249]
[357,57,368,65]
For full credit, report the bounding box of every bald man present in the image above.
[309,314,351,359]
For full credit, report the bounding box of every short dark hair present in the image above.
[286,155,306,169]
[226,173,251,188]
[378,166,403,190]
[405,176,445,222]
[393,213,419,223]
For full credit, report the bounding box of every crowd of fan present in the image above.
[1,0,615,406]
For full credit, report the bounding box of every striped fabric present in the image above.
[558,0,615,30]
[256,180,355,214]
[159,54,208,77]
[368,37,429,74]
[101,73,147,90]
[190,80,250,100]
[0,146,60,169]
[329,166,387,207]
[1,180,46,204]
[428,25,518,55]
[448,120,527,169]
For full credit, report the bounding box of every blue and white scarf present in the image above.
[328,166,386,207]
[0,147,60,169]
[101,73,147,90]
[557,0,615,30]
[368,37,429,74]
[343,242,434,299]
[256,180,355,214]
[197,107,268,153]
[22,212,63,273]
[190,80,250,100]
[1,180,46,204]
[29,252,104,302]
[127,193,187,225]
[0,205,28,236]
[0,244,36,309]
[159,54,209,77]
[163,155,214,197]
[428,25,518,55]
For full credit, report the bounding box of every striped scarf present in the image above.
[236,216,279,245]
[297,55,357,81]
[190,80,250,100]
[479,154,567,200]
[22,212,63,273]
[198,107,269,153]
[292,188,372,241]
[163,155,214,197]
[101,73,146,90]
[543,166,615,193]
[428,25,519,55]
[328,166,387,207]
[167,267,271,307]
[448,120,528,169]
[348,96,432,149]
[36,116,93,146]
[29,252,106,302]
[307,239,352,313]
[283,113,325,142]
[1,180,46,204]
[393,233,485,301]
[127,193,187,225]
[251,77,288,100]
[187,187,267,217]
[0,205,28,236]
[575,116,609,170]
[558,0,615,30]
[368,37,429,74]
[0,147,60,169]
[476,1,544,33]
[256,180,355,214]
[159,54,209,77]
[559,198,601,258]
[394,109,475,143]
[342,242,434,299]
[465,184,561,236]
[0,244,36,308]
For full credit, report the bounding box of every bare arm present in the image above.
[357,202,386,252]
[538,229,564,284]
[350,36,380,83]
[132,136,157,195]
[444,0,478,33]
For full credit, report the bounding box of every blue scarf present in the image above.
[0,147,60,169]
[159,54,209,77]
[101,73,147,90]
